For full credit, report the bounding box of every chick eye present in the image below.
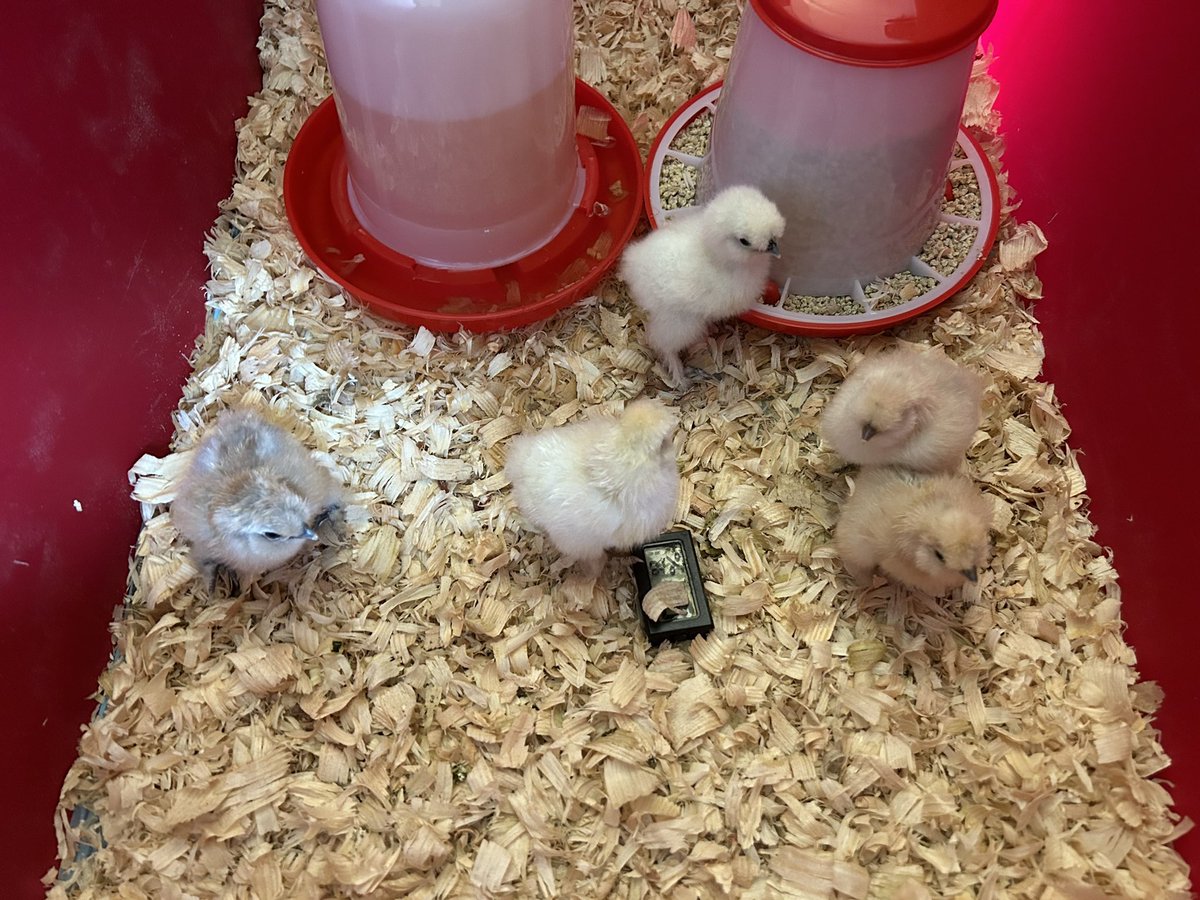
[933,549,945,563]
[738,237,751,247]
[263,531,283,541]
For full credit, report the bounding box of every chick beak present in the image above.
[302,527,319,541]
[861,423,877,441]
[961,568,977,583]
[766,238,781,258]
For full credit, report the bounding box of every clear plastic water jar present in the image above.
[316,0,584,270]
[706,0,998,296]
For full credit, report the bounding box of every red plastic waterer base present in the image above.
[283,80,644,333]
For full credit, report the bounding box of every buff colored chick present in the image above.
[822,348,983,472]
[505,398,680,575]
[172,408,345,592]
[835,467,992,596]
[620,185,785,389]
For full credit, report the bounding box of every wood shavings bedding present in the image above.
[49,1,1190,898]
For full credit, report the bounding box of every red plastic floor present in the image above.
[2,1,1195,894]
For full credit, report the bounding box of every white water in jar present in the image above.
[317,0,582,269]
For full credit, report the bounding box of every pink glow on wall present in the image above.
[985,0,1200,869]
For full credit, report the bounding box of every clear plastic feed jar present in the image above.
[706,0,998,296]
[316,0,583,270]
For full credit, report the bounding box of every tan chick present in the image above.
[821,348,983,472]
[505,398,680,576]
[835,467,992,596]
[172,408,345,592]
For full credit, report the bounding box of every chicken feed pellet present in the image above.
[918,222,978,277]
[668,110,712,157]
[659,157,699,210]
[863,271,939,311]
[944,163,983,220]
[782,293,866,316]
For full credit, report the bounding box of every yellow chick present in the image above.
[505,398,680,576]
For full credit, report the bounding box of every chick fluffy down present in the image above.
[619,186,785,383]
[822,348,983,472]
[172,408,344,580]
[835,467,992,596]
[505,399,680,563]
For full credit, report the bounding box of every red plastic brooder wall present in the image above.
[0,2,263,896]
[0,1,1195,896]
[985,0,1200,869]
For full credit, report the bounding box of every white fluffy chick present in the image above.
[505,398,680,575]
[172,408,345,592]
[620,185,785,389]
[821,348,983,472]
[835,467,992,596]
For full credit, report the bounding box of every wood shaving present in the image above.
[642,581,693,621]
[670,9,698,53]
[48,2,1190,898]
[576,105,612,142]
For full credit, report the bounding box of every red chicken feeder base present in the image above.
[644,82,1002,337]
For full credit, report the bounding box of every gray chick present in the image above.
[171,407,345,592]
